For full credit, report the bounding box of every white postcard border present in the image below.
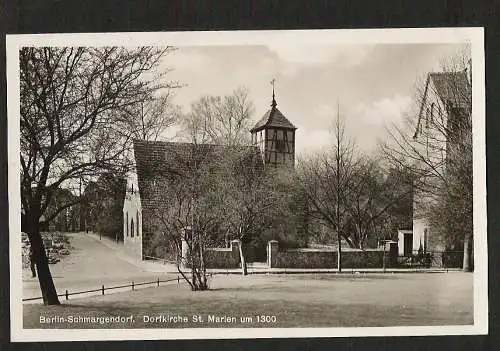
[7,27,487,341]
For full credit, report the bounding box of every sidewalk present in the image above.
[85,232,149,269]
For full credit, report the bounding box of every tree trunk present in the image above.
[463,232,473,272]
[337,231,342,273]
[238,241,248,276]
[26,213,60,305]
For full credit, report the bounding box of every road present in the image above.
[23,232,176,301]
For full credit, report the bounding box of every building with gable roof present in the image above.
[122,91,298,260]
[400,65,472,258]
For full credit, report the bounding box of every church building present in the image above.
[403,65,472,258]
[122,89,297,260]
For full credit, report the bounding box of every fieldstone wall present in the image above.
[267,241,396,269]
[182,239,241,269]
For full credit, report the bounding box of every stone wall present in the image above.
[267,240,396,269]
[182,239,241,269]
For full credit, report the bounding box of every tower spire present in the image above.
[270,78,277,108]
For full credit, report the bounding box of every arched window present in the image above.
[423,228,428,252]
[126,212,129,237]
[425,107,430,128]
[430,103,435,125]
[131,219,134,238]
[136,211,140,237]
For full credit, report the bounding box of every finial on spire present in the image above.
[270,78,277,108]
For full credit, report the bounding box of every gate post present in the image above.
[267,240,279,268]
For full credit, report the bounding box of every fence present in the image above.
[398,250,465,269]
[22,276,186,302]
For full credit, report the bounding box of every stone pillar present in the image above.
[180,227,192,269]
[230,240,240,254]
[180,239,188,268]
[388,242,398,268]
[267,240,279,268]
[230,240,241,265]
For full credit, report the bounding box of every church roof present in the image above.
[251,102,297,132]
[132,139,262,213]
[414,70,471,138]
[429,71,470,107]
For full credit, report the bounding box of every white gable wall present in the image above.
[123,149,143,259]
[412,77,449,254]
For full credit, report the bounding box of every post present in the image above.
[382,241,386,273]
[177,275,180,284]
[267,240,279,268]
[132,281,135,291]
[180,231,189,269]
[101,285,104,295]
[157,277,160,287]
[65,290,68,300]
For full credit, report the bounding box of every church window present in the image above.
[131,219,134,238]
[425,107,430,128]
[136,211,140,237]
[430,103,435,125]
[126,212,129,237]
[275,139,286,152]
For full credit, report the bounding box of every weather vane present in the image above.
[270,78,277,107]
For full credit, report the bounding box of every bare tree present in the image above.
[20,46,174,304]
[221,151,293,275]
[297,109,412,269]
[296,108,357,272]
[381,48,472,270]
[125,92,181,141]
[181,86,255,146]
[342,159,412,249]
[152,145,231,290]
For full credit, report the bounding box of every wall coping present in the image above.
[281,247,385,253]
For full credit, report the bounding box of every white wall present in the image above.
[397,230,413,256]
[412,217,428,254]
[122,155,142,260]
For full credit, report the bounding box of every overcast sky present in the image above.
[158,43,465,156]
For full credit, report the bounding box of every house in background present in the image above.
[403,63,472,257]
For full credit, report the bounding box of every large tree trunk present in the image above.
[26,213,60,305]
[238,241,248,276]
[463,232,473,272]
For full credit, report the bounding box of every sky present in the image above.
[157,43,465,156]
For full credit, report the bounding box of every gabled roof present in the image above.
[132,139,262,212]
[414,70,471,138]
[429,71,470,107]
[251,99,297,132]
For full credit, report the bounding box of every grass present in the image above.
[23,272,473,328]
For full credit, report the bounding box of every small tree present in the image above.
[296,109,357,271]
[221,150,293,275]
[82,173,126,240]
[152,144,230,290]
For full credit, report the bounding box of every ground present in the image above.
[24,272,473,328]
[23,232,175,301]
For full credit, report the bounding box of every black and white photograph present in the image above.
[7,28,487,341]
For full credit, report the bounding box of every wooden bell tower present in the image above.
[251,80,297,168]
